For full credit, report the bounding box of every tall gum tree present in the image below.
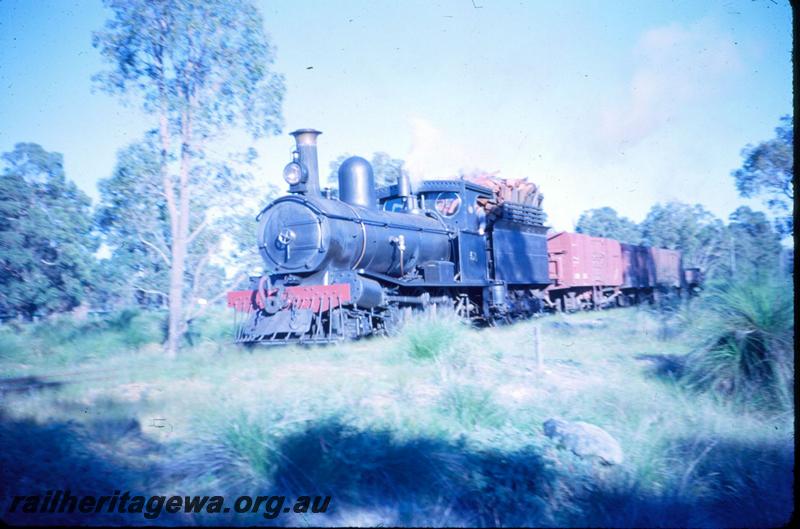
[95,135,279,316]
[93,0,285,355]
[732,115,793,236]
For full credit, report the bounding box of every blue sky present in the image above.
[0,0,792,233]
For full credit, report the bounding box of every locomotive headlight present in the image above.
[282,162,305,185]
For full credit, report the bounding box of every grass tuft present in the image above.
[402,311,468,360]
[0,330,27,362]
[439,384,506,429]
[682,276,794,410]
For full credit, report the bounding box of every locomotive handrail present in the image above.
[323,211,453,235]
[263,195,454,235]
[255,203,274,222]
[422,209,457,239]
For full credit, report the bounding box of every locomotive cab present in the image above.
[416,180,494,284]
[417,180,491,234]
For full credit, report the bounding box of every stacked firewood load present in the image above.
[464,173,544,212]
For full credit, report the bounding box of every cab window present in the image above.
[433,191,461,217]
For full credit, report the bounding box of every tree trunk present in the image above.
[166,245,185,356]
[166,106,193,357]
[163,121,183,357]
[157,55,181,357]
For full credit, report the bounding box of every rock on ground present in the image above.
[543,418,624,465]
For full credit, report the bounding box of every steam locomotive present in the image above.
[226,129,697,345]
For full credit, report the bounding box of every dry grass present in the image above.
[0,303,794,526]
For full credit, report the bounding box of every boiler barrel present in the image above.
[257,195,452,277]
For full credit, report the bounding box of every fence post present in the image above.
[533,324,543,370]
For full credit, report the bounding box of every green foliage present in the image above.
[180,412,278,491]
[0,144,98,319]
[94,136,169,309]
[28,316,102,346]
[440,385,506,429]
[92,0,285,350]
[94,137,266,314]
[683,277,794,410]
[0,331,27,362]
[93,0,285,139]
[115,310,166,349]
[726,206,782,277]
[0,309,165,367]
[370,152,407,188]
[575,201,783,281]
[732,115,793,235]
[0,308,793,526]
[402,312,466,360]
[184,308,233,346]
[575,207,641,244]
[640,201,729,278]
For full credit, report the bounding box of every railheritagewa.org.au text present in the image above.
[7,490,331,519]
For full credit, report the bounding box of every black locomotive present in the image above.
[227,128,551,344]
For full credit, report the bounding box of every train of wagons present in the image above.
[226,129,701,344]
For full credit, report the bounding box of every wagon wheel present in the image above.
[487,312,512,326]
[380,306,403,337]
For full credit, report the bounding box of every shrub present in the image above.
[402,311,467,360]
[112,310,165,349]
[682,277,794,410]
[439,385,506,429]
[28,315,101,345]
[184,308,232,345]
[103,308,140,331]
[0,331,27,362]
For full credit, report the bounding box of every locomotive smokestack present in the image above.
[289,129,322,196]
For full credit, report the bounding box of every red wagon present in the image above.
[621,243,654,289]
[546,232,623,310]
[650,247,683,288]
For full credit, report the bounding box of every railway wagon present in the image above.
[620,243,654,289]
[546,231,623,311]
[550,235,692,310]
[649,247,683,288]
[618,243,684,304]
[620,243,684,291]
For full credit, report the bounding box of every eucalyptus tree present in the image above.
[95,136,279,317]
[0,144,97,319]
[732,115,793,236]
[575,207,641,244]
[640,202,729,278]
[94,136,170,310]
[726,206,783,277]
[93,0,285,354]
